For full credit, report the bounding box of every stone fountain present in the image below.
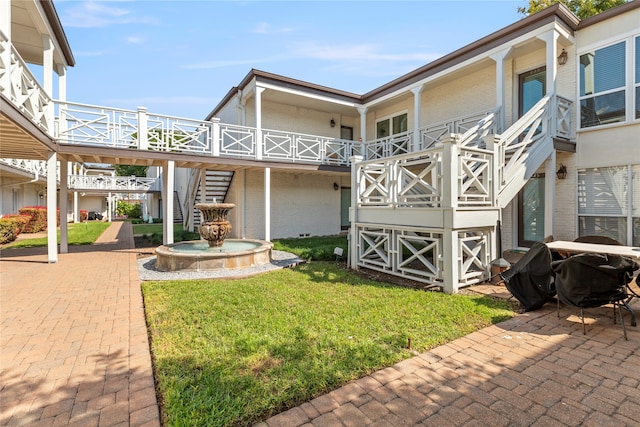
[155,202,272,272]
[195,202,234,247]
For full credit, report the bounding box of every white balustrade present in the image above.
[68,175,158,191]
[0,30,52,132]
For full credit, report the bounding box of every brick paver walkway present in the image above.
[2,223,640,426]
[1,222,159,427]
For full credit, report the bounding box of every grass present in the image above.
[272,235,348,261]
[133,223,184,235]
[2,221,111,248]
[143,262,515,427]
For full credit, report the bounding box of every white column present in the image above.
[255,86,266,160]
[59,160,69,253]
[544,151,556,240]
[349,155,363,270]
[107,192,112,222]
[239,170,246,239]
[411,86,424,151]
[73,191,79,223]
[490,48,510,131]
[357,107,368,141]
[0,0,11,97]
[162,160,175,245]
[42,35,55,130]
[47,152,58,263]
[264,167,271,241]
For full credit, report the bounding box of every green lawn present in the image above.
[143,262,515,427]
[132,223,184,235]
[2,221,111,248]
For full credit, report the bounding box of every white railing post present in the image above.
[211,118,220,157]
[137,107,149,150]
[484,135,500,206]
[441,134,460,209]
[0,28,11,98]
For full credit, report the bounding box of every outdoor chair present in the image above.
[551,252,639,340]
[501,242,556,312]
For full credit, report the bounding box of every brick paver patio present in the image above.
[1,222,639,426]
[1,222,159,427]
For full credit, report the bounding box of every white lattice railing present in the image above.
[356,224,490,291]
[421,109,500,150]
[0,158,49,178]
[0,30,52,132]
[68,175,158,191]
[356,140,494,209]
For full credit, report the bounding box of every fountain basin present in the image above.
[155,239,273,272]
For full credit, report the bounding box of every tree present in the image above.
[518,0,628,19]
[113,164,147,177]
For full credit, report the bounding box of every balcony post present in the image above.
[211,118,220,157]
[441,134,460,209]
[137,107,149,150]
[162,160,175,245]
[255,86,266,160]
[484,135,500,206]
[349,155,363,270]
[59,161,69,254]
[42,35,55,131]
[411,86,424,152]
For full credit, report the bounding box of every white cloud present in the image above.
[252,22,293,34]
[59,1,158,28]
[126,36,144,44]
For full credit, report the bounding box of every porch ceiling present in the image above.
[0,100,56,160]
[262,87,360,117]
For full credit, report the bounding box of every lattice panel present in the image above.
[397,154,441,207]
[458,231,490,285]
[219,125,255,156]
[358,227,392,270]
[458,148,492,206]
[396,231,442,282]
[358,162,392,206]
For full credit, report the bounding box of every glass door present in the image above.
[518,175,545,247]
[517,67,546,247]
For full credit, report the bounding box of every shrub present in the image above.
[80,210,88,222]
[0,215,30,244]
[17,206,59,233]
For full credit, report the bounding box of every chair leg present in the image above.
[580,307,586,335]
[621,300,636,328]
[557,298,560,318]
[616,302,628,341]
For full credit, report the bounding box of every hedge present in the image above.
[18,206,59,233]
[0,215,30,244]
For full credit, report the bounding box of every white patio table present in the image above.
[545,241,640,260]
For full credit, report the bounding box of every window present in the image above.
[578,165,640,245]
[580,41,626,128]
[635,36,640,119]
[376,113,407,139]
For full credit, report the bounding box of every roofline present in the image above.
[362,3,579,101]
[42,0,75,67]
[206,69,362,120]
[578,0,640,29]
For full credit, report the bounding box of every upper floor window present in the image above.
[376,113,407,138]
[580,41,626,128]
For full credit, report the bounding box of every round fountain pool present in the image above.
[155,239,273,272]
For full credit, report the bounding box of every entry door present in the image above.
[518,175,545,247]
[517,68,546,247]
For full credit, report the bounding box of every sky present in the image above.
[52,0,526,120]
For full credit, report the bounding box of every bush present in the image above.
[0,215,31,244]
[80,210,88,222]
[116,201,142,219]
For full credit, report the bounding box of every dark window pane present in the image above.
[580,41,625,96]
[579,216,626,243]
[580,90,625,127]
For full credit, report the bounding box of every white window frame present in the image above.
[375,111,408,139]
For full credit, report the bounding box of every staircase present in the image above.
[183,170,234,229]
[352,94,570,293]
[173,191,183,223]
